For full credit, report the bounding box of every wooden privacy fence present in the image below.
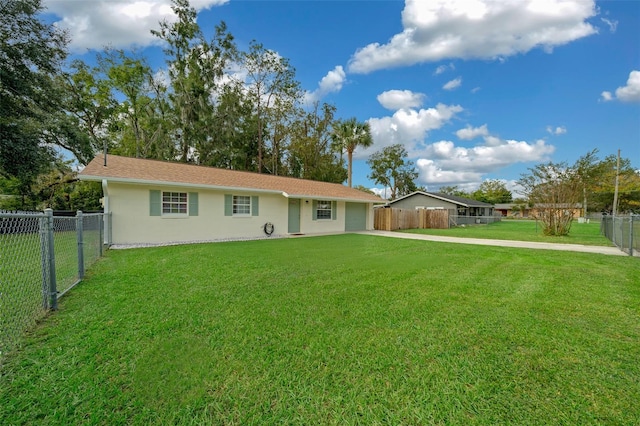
[374,208,449,231]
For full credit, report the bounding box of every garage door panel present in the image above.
[345,202,367,231]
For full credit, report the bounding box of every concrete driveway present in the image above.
[357,230,628,256]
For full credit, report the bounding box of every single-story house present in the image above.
[494,203,532,218]
[79,154,384,245]
[495,203,582,219]
[385,191,495,217]
[530,203,583,219]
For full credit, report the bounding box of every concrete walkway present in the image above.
[357,230,628,256]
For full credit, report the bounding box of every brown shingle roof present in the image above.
[80,154,384,203]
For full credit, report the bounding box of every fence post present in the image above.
[44,208,58,310]
[39,214,49,309]
[630,215,634,257]
[77,210,85,280]
[99,213,104,256]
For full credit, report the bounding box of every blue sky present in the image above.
[45,0,640,196]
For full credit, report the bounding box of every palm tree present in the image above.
[331,117,373,187]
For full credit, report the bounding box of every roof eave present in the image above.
[81,175,384,203]
[80,175,285,196]
[284,192,384,203]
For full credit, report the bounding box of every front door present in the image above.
[288,199,301,233]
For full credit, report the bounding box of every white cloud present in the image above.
[600,71,640,103]
[304,65,347,105]
[348,0,597,73]
[377,90,425,110]
[153,68,171,88]
[456,124,489,140]
[600,91,613,102]
[370,187,392,199]
[45,0,228,51]
[546,125,567,135]
[615,71,640,103]
[415,158,484,185]
[601,17,618,33]
[413,137,555,186]
[364,103,464,158]
[471,87,481,94]
[443,77,462,91]
[317,65,347,95]
[434,63,455,75]
[366,101,556,190]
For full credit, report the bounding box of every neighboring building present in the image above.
[387,191,494,217]
[530,203,583,219]
[494,203,531,218]
[79,154,384,245]
[495,203,582,219]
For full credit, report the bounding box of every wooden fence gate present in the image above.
[374,208,449,231]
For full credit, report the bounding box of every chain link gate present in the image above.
[0,209,109,360]
[600,214,639,256]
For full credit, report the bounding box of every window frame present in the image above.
[232,195,252,216]
[316,199,333,220]
[162,191,188,215]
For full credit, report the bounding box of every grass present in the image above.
[402,219,614,246]
[1,234,639,424]
[0,229,102,356]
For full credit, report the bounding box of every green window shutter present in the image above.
[189,192,198,216]
[224,194,232,216]
[332,201,337,220]
[312,200,318,220]
[150,190,161,216]
[251,196,259,216]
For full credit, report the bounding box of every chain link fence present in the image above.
[600,214,639,256]
[0,209,109,360]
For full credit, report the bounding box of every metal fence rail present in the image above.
[450,215,502,226]
[0,209,108,359]
[600,215,639,256]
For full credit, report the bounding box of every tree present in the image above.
[0,0,68,182]
[0,155,95,211]
[55,59,115,164]
[589,153,640,214]
[572,149,609,218]
[518,161,583,236]
[198,81,259,170]
[242,41,301,173]
[331,117,372,187]
[287,102,347,183]
[101,50,157,159]
[151,0,235,163]
[472,179,512,204]
[353,185,375,195]
[367,144,418,200]
[438,185,470,197]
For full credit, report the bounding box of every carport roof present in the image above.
[80,154,385,203]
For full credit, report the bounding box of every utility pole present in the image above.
[612,149,620,216]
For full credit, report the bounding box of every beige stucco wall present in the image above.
[105,182,373,244]
[297,199,348,234]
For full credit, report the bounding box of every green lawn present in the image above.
[403,219,614,246]
[0,229,100,356]
[1,235,639,424]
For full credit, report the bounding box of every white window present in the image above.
[162,192,187,214]
[233,195,251,215]
[316,200,332,220]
